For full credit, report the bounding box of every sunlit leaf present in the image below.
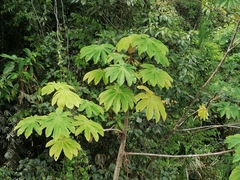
[41,82,75,95]
[46,136,81,161]
[80,44,115,65]
[51,89,83,109]
[138,63,173,89]
[99,84,135,113]
[40,108,75,140]
[104,62,136,86]
[135,86,167,122]
[14,115,46,138]
[73,115,104,142]
[83,69,106,85]
[116,34,145,52]
[229,166,240,180]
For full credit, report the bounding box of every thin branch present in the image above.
[164,18,240,143]
[123,149,234,158]
[54,0,60,42]
[177,123,240,132]
[31,0,44,35]
[104,128,123,133]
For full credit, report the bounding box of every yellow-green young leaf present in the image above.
[14,115,46,138]
[83,69,105,85]
[116,34,145,52]
[229,166,240,180]
[99,84,135,113]
[46,136,81,161]
[40,109,75,140]
[79,44,115,65]
[197,104,209,121]
[135,85,167,122]
[52,89,83,109]
[41,82,75,95]
[73,115,104,142]
[138,64,173,89]
[104,62,136,86]
[78,99,104,117]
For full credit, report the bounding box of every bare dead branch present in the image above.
[177,123,240,132]
[124,149,234,158]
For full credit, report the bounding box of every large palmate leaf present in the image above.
[14,115,46,138]
[116,34,146,52]
[41,82,82,109]
[107,52,129,64]
[229,166,240,180]
[135,86,167,122]
[132,36,169,66]
[216,101,239,120]
[99,84,135,113]
[78,99,104,117]
[104,62,136,86]
[40,108,75,140]
[73,115,104,142]
[138,63,173,89]
[80,44,115,65]
[46,136,81,161]
[83,69,108,85]
[51,89,83,109]
[225,134,240,150]
[41,82,75,95]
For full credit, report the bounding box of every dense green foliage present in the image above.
[0,0,240,179]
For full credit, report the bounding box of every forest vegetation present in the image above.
[0,0,240,179]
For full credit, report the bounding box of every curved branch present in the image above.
[177,123,240,132]
[165,18,240,143]
[124,149,234,158]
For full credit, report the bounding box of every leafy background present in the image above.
[0,0,240,179]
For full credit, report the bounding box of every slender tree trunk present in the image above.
[113,111,129,180]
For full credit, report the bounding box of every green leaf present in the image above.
[99,84,135,113]
[138,63,173,89]
[214,0,240,9]
[104,62,136,86]
[3,62,15,74]
[131,35,169,66]
[51,88,83,109]
[116,34,144,52]
[46,136,81,161]
[108,52,129,64]
[216,102,239,120]
[41,82,75,95]
[14,115,46,138]
[225,134,240,149]
[78,99,104,117]
[229,166,240,180]
[0,53,18,60]
[73,115,104,142]
[83,69,106,85]
[135,85,167,122]
[40,108,75,140]
[80,44,115,65]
